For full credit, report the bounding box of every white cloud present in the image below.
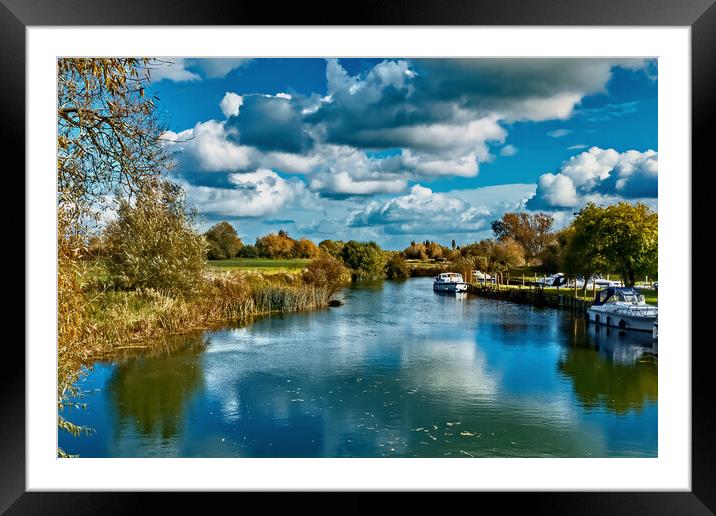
[560,147,620,188]
[220,92,244,118]
[350,117,506,157]
[164,120,255,172]
[534,173,579,208]
[547,129,572,138]
[348,184,492,234]
[527,147,658,210]
[502,93,583,122]
[185,169,309,217]
[310,171,406,196]
[192,58,251,79]
[499,144,518,157]
[148,58,251,83]
[148,58,201,83]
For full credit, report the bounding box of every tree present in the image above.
[103,180,207,295]
[595,202,657,285]
[341,241,386,277]
[425,241,444,259]
[385,253,410,280]
[561,202,657,287]
[491,212,554,263]
[239,244,259,258]
[451,256,476,283]
[57,59,173,455]
[492,237,526,271]
[319,240,345,259]
[404,242,428,260]
[205,221,243,260]
[58,58,170,239]
[294,238,320,259]
[255,231,295,258]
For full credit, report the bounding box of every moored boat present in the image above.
[586,287,657,332]
[433,272,469,293]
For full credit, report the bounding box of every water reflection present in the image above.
[108,334,206,440]
[60,277,657,457]
[558,319,658,415]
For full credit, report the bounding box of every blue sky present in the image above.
[150,58,657,250]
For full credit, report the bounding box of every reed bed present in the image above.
[80,268,334,361]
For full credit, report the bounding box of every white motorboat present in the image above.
[433,272,469,293]
[586,287,658,332]
[535,272,567,287]
[472,270,495,284]
[571,275,622,289]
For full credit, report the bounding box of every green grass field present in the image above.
[207,258,311,273]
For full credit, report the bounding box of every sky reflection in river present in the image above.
[60,277,657,458]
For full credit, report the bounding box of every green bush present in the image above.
[341,240,386,278]
[385,253,410,280]
[302,254,348,296]
[103,181,207,295]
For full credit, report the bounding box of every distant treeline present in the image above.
[207,200,657,288]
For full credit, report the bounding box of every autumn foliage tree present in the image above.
[205,221,243,260]
[491,212,554,264]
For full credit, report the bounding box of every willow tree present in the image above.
[57,59,172,456]
[58,58,172,239]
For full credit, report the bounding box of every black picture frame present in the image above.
[4,0,714,513]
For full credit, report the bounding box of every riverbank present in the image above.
[468,284,592,313]
[59,261,345,393]
[468,281,658,306]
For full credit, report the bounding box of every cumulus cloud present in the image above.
[184,169,309,218]
[348,185,492,235]
[219,92,244,118]
[309,171,406,196]
[149,58,251,82]
[191,58,251,79]
[160,57,655,239]
[227,94,312,153]
[149,58,202,83]
[163,120,255,173]
[526,147,657,210]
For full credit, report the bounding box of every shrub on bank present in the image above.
[302,254,349,295]
[385,253,410,280]
[103,181,207,296]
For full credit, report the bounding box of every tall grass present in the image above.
[77,268,334,359]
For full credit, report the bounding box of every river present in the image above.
[59,277,658,457]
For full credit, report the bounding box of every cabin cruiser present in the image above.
[572,275,622,289]
[472,270,495,284]
[535,272,567,287]
[433,272,469,293]
[586,287,657,332]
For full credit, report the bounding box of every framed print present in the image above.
[5,0,715,512]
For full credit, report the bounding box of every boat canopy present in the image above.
[436,272,464,282]
[592,287,645,306]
